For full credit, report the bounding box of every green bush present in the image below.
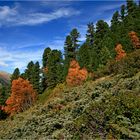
[107,50,140,77]
[94,50,140,80]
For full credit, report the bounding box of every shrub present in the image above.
[66,60,88,86]
[129,31,140,49]
[4,78,37,115]
[91,91,100,99]
[115,44,126,61]
[106,50,140,77]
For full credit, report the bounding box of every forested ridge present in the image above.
[0,0,140,139]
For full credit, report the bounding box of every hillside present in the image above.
[0,71,10,86]
[0,69,140,139]
[0,0,140,139]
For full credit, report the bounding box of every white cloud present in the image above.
[0,5,17,18]
[105,17,112,26]
[0,4,80,27]
[0,61,8,67]
[98,3,122,12]
[78,25,87,42]
[47,39,64,50]
[0,46,43,71]
[41,1,72,8]
[0,38,66,72]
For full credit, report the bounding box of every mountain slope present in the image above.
[0,71,10,86]
[0,71,140,139]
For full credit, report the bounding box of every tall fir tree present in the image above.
[64,35,74,60]
[111,11,120,32]
[94,20,111,69]
[121,5,126,20]
[32,61,40,93]
[126,0,136,16]
[47,50,63,88]
[86,22,95,46]
[11,68,20,82]
[70,28,80,59]
[95,20,109,42]
[0,86,7,105]
[25,61,34,82]
[42,47,51,91]
[126,0,139,31]
[63,29,80,80]
[42,47,51,68]
[78,43,91,71]
[24,61,40,93]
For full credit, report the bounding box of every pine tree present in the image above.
[70,28,80,59]
[25,61,34,82]
[111,11,120,32]
[95,20,110,50]
[0,86,8,119]
[47,50,63,88]
[0,86,7,105]
[20,73,26,79]
[99,47,112,66]
[86,22,95,46]
[121,5,126,20]
[42,47,51,68]
[11,68,20,82]
[24,61,41,93]
[63,29,80,80]
[78,43,91,71]
[90,47,99,71]
[42,47,51,91]
[126,0,136,16]
[93,20,110,69]
[125,0,139,31]
[32,62,40,93]
[64,35,73,60]
[63,35,73,80]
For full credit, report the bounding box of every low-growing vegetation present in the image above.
[0,70,140,139]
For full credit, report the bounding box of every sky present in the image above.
[0,0,127,73]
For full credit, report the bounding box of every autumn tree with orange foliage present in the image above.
[66,60,88,86]
[115,44,126,61]
[4,78,37,115]
[129,31,140,49]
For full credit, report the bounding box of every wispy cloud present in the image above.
[47,39,65,50]
[0,61,8,67]
[0,46,43,72]
[77,25,87,42]
[0,38,65,72]
[41,1,72,8]
[105,17,112,26]
[97,3,122,13]
[0,4,80,27]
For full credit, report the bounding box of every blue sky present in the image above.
[0,0,127,73]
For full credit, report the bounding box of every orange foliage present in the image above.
[115,44,126,61]
[129,31,140,49]
[4,78,37,115]
[66,60,88,86]
[43,67,48,73]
